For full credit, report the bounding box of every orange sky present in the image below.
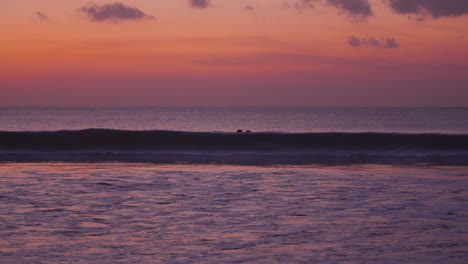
[2,0,468,106]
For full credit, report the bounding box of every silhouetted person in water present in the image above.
[237,129,243,133]
[246,130,251,133]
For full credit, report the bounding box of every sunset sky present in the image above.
[2,0,468,107]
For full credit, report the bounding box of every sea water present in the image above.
[1,107,467,133]
[1,107,467,263]
[1,164,467,263]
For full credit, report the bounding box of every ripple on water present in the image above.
[0,163,467,264]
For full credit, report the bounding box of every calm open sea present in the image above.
[0,107,467,133]
[1,108,467,263]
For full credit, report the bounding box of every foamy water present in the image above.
[1,163,467,263]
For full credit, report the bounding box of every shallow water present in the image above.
[1,163,467,263]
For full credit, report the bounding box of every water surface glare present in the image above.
[1,163,467,263]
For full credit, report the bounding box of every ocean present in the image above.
[1,107,467,133]
[1,107,467,263]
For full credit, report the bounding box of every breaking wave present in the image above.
[1,129,467,165]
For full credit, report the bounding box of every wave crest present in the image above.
[1,129,467,165]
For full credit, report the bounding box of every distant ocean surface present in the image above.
[1,107,468,263]
[1,107,467,133]
[1,107,467,165]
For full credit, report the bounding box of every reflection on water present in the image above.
[1,163,467,263]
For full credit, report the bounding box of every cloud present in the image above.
[190,0,210,8]
[363,36,380,47]
[291,0,373,19]
[327,0,373,17]
[383,37,400,49]
[348,36,400,49]
[34,11,51,23]
[293,0,316,11]
[388,0,468,19]
[243,5,255,11]
[348,35,362,47]
[78,2,154,22]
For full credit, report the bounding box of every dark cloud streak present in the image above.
[328,0,373,17]
[78,2,154,22]
[34,11,50,22]
[364,36,380,47]
[243,5,255,11]
[348,36,400,49]
[190,0,210,9]
[291,0,373,20]
[388,0,468,19]
[348,36,362,47]
[292,0,468,20]
[384,38,400,49]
